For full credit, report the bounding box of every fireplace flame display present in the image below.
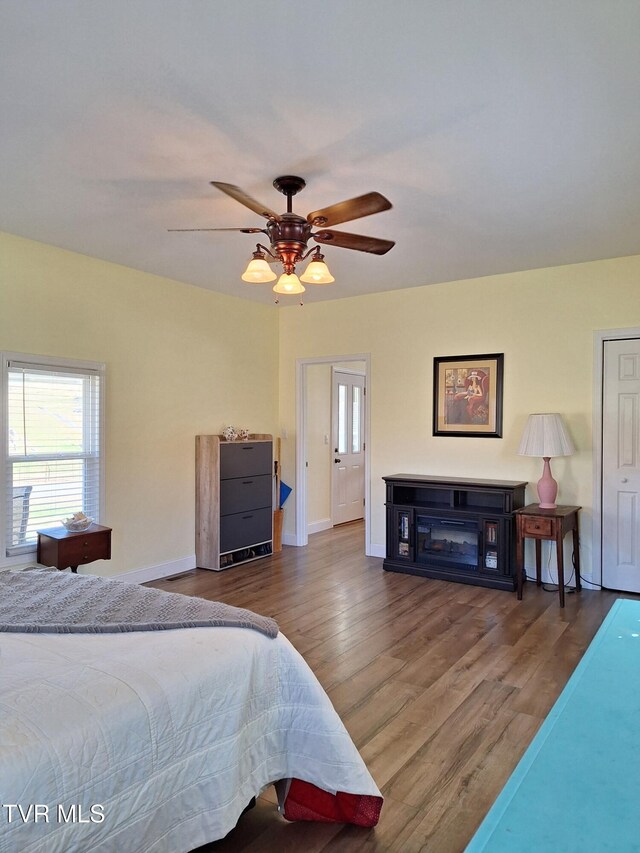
[417,517,479,569]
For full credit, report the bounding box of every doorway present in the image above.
[594,328,640,591]
[295,354,372,554]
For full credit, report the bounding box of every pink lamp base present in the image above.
[537,457,558,509]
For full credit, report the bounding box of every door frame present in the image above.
[592,326,640,587]
[295,353,372,553]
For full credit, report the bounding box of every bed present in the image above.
[0,571,382,853]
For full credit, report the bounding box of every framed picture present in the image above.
[433,353,504,438]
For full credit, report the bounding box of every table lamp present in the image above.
[517,413,575,509]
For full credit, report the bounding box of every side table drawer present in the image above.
[523,516,552,537]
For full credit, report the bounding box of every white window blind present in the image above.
[5,359,103,556]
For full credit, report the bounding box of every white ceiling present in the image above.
[2,1,640,304]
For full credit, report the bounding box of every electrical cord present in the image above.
[523,570,577,595]
[523,542,578,594]
[522,526,603,593]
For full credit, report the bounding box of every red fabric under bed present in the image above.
[282,778,383,827]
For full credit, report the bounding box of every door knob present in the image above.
[334,458,342,463]
[621,477,628,483]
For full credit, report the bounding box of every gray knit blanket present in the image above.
[0,568,278,638]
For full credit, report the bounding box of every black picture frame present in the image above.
[433,353,504,438]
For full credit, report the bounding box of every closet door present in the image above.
[602,338,640,592]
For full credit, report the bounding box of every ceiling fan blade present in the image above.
[210,182,281,221]
[167,227,266,233]
[307,192,391,227]
[313,229,395,255]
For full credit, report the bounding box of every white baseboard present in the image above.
[116,554,196,584]
[6,555,198,583]
[307,518,332,535]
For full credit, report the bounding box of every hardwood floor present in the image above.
[151,521,623,852]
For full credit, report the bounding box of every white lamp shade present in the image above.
[241,258,276,283]
[517,413,575,458]
[300,259,335,284]
[273,274,305,295]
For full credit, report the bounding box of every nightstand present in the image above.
[515,505,581,607]
[37,524,112,573]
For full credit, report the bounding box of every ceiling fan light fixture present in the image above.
[241,248,277,283]
[273,273,305,295]
[300,250,335,284]
[174,177,394,299]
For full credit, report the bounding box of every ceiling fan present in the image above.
[169,176,394,301]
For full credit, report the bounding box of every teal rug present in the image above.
[466,597,640,852]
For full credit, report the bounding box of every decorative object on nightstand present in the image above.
[61,511,93,532]
[517,413,575,509]
[37,523,112,573]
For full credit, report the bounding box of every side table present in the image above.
[515,505,581,607]
[37,524,112,573]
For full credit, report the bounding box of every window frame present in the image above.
[1,351,106,567]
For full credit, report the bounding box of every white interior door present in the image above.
[331,370,365,525]
[602,337,640,591]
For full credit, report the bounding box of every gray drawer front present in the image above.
[220,442,272,479]
[220,506,272,554]
[220,474,272,516]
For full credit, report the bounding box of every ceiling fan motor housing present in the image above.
[266,213,312,273]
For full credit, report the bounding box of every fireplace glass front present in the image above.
[416,515,479,570]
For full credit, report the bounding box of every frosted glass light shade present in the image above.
[273,274,305,295]
[517,413,575,457]
[300,259,335,284]
[241,258,276,283]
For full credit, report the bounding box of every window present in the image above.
[351,384,362,453]
[337,383,347,454]
[335,375,364,456]
[2,354,104,560]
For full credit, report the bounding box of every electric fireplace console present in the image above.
[383,474,527,590]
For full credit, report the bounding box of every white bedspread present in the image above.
[0,627,380,852]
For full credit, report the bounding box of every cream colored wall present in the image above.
[278,254,640,578]
[1,232,279,577]
[5,228,640,582]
